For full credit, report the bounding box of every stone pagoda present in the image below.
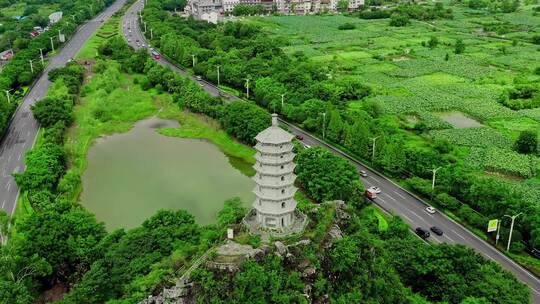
[244,113,307,236]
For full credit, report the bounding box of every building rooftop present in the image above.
[255,114,294,144]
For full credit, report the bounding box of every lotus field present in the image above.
[249,4,540,185]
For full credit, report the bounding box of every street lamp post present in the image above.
[495,219,501,245]
[150,28,153,39]
[281,93,285,111]
[144,22,147,33]
[504,213,523,252]
[245,78,250,99]
[370,136,380,165]
[216,65,220,87]
[58,29,62,41]
[191,54,196,67]
[38,48,44,65]
[50,37,55,52]
[4,90,11,104]
[431,167,442,191]
[29,60,34,74]
[320,112,326,140]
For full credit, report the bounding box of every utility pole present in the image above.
[245,78,250,98]
[50,37,55,52]
[150,28,153,39]
[370,136,380,165]
[4,90,11,104]
[29,60,34,74]
[504,213,523,252]
[58,29,62,41]
[281,93,285,111]
[39,48,44,65]
[431,167,442,191]
[320,112,326,140]
[495,219,501,246]
[191,54,196,67]
[216,65,220,87]
[144,21,147,33]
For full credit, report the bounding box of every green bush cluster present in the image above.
[295,147,361,202]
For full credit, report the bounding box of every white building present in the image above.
[252,114,298,230]
[223,0,240,12]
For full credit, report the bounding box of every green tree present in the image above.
[377,140,407,176]
[295,147,359,202]
[31,97,73,128]
[454,39,465,54]
[344,120,370,159]
[389,14,410,27]
[428,36,439,49]
[326,110,345,144]
[221,102,271,146]
[515,130,538,154]
[217,197,247,226]
[337,0,349,13]
[17,207,106,283]
[14,143,65,192]
[0,210,11,245]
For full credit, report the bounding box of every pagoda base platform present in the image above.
[243,209,308,238]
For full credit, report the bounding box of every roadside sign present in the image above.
[487,219,498,232]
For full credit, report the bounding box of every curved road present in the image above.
[124,2,540,301]
[0,0,127,216]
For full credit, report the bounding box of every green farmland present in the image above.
[247,5,540,186]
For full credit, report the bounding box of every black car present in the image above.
[430,226,443,236]
[415,227,430,239]
[531,248,540,260]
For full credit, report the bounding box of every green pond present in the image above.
[80,117,255,230]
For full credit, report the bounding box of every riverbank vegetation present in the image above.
[140,0,540,265]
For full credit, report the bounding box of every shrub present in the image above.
[435,193,460,210]
[405,177,433,198]
[389,14,410,27]
[338,23,356,30]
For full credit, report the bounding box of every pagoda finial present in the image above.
[271,113,278,127]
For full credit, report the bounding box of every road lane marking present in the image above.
[394,191,407,200]
[1,200,5,209]
[451,229,466,240]
[6,182,10,191]
[444,234,456,243]
[385,195,397,202]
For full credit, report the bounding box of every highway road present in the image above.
[0,0,127,217]
[124,1,540,301]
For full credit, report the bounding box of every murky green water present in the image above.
[80,117,255,230]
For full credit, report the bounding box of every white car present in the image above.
[303,144,311,149]
[426,206,436,214]
[360,170,368,177]
[368,186,381,194]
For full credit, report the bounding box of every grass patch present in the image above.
[157,103,256,166]
[76,16,122,60]
[374,209,389,232]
